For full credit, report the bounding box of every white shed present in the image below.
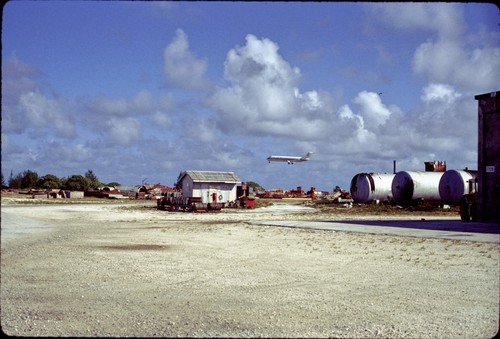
[65,190,84,199]
[177,171,241,204]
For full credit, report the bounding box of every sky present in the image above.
[2,1,499,191]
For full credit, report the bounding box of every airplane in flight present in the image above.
[267,152,313,164]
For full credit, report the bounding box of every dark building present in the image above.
[475,91,500,223]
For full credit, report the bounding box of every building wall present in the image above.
[192,183,237,203]
[180,176,238,204]
[181,176,194,198]
[476,91,500,223]
[66,191,84,199]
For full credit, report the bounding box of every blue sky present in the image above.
[2,2,499,191]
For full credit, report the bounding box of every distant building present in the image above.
[176,171,241,204]
[424,161,447,172]
[118,185,139,195]
[65,191,84,199]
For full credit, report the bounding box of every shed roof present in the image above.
[181,171,240,184]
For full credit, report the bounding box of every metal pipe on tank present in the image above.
[438,169,478,205]
[350,173,395,203]
[391,171,444,204]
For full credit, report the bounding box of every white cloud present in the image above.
[295,89,323,111]
[186,118,217,143]
[90,92,153,116]
[163,28,209,90]
[2,54,40,104]
[224,34,300,86]
[91,96,131,116]
[333,98,388,155]
[132,90,154,112]
[105,117,141,146]
[84,90,171,146]
[353,91,391,127]
[208,34,333,140]
[342,2,492,176]
[42,141,93,164]
[151,110,172,128]
[1,55,75,138]
[151,93,174,128]
[370,3,499,93]
[413,40,500,92]
[368,3,464,38]
[3,3,494,189]
[421,83,461,103]
[18,91,75,138]
[152,1,179,17]
[416,83,474,139]
[337,104,364,140]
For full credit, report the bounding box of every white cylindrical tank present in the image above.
[391,171,444,204]
[438,170,477,205]
[350,173,395,203]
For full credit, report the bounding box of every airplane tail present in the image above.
[302,152,313,160]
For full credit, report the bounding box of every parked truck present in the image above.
[459,177,478,222]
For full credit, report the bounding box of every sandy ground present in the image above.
[1,200,499,338]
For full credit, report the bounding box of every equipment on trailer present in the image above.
[157,192,224,212]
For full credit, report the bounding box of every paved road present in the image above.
[249,219,500,243]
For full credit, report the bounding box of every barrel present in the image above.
[350,173,395,203]
[438,169,477,205]
[391,171,444,204]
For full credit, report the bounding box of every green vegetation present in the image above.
[38,174,62,189]
[2,169,116,190]
[246,181,264,190]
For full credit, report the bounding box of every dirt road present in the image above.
[1,201,499,337]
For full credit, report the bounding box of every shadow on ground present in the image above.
[318,219,500,234]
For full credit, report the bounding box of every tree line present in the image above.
[1,170,266,192]
[1,170,120,191]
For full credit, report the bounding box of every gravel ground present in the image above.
[1,201,499,338]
